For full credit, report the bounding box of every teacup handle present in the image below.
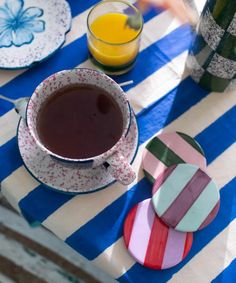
[106,152,136,185]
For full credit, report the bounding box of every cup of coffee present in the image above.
[26,68,136,185]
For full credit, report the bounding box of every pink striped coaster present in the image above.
[152,164,220,232]
[123,199,193,269]
[142,132,207,184]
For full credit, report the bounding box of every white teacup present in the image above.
[26,68,136,185]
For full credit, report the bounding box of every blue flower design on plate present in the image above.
[0,0,45,48]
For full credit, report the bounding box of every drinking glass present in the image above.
[87,0,143,75]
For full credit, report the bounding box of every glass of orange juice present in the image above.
[87,0,143,75]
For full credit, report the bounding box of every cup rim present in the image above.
[27,68,131,163]
[87,0,144,46]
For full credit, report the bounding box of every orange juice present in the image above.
[88,13,141,67]
[91,13,139,44]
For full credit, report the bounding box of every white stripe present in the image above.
[207,143,236,190]
[92,143,236,278]
[1,167,40,212]
[0,69,25,87]
[0,110,19,147]
[127,51,188,114]
[141,12,181,51]
[92,238,136,279]
[0,0,136,87]
[0,10,181,147]
[164,90,236,136]
[168,218,236,283]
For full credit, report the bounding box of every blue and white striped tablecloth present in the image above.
[1,1,236,282]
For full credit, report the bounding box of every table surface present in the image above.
[1,1,236,283]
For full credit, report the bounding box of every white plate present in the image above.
[0,0,71,69]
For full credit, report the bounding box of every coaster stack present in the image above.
[123,132,220,270]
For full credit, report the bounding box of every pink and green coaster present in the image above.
[123,199,193,270]
[151,164,220,232]
[142,132,207,184]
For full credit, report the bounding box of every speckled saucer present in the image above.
[0,0,71,69]
[17,112,139,194]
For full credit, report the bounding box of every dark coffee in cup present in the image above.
[37,84,123,159]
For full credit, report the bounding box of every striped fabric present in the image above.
[0,0,236,282]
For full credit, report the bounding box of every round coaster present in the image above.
[142,132,206,184]
[123,199,193,270]
[152,164,220,232]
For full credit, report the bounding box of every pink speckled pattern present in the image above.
[106,153,136,185]
[27,68,131,169]
[18,112,138,194]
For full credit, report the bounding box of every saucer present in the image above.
[17,112,139,194]
[0,0,71,69]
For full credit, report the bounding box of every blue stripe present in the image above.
[68,0,162,20]
[196,106,236,164]
[66,0,100,17]
[19,185,73,223]
[142,7,163,22]
[64,107,235,260]
[118,177,236,282]
[0,137,22,181]
[212,259,236,283]
[0,7,162,116]
[0,100,13,116]
[65,178,151,255]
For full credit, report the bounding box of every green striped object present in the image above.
[146,138,184,167]
[142,132,206,184]
[187,0,236,92]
